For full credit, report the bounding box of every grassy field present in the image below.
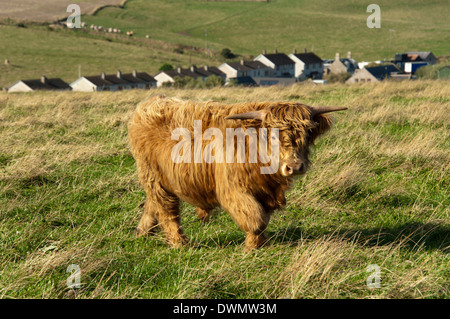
[0,80,448,298]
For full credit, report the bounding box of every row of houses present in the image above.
[6,50,441,92]
[8,69,157,93]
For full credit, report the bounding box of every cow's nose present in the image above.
[281,163,303,176]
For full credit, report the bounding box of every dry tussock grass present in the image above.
[0,80,448,298]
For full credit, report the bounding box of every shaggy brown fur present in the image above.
[128,95,339,250]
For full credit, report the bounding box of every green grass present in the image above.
[0,81,448,298]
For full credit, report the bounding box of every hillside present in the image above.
[83,0,450,60]
[0,81,448,298]
[1,0,449,89]
[0,24,218,89]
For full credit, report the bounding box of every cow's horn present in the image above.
[310,106,348,116]
[226,110,266,121]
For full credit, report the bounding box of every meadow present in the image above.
[0,80,448,299]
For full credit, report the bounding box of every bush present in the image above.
[205,75,224,88]
[415,63,450,79]
[221,48,236,59]
[159,63,174,71]
[324,72,351,83]
[173,76,187,88]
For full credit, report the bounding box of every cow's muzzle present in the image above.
[281,162,304,176]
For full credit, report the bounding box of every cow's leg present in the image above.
[137,165,188,247]
[219,192,270,251]
[196,207,210,223]
[136,198,159,237]
[153,192,188,248]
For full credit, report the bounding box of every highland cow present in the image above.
[128,95,346,250]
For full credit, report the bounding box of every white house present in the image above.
[288,50,324,80]
[8,75,71,92]
[253,50,295,77]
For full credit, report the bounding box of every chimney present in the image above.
[177,67,181,73]
[204,65,209,71]
[240,59,245,66]
[293,49,297,54]
[347,51,352,59]
[116,69,122,79]
[274,48,278,54]
[190,66,195,72]
[40,75,47,84]
[132,69,137,77]
[263,49,267,55]
[304,48,307,53]
[101,72,106,80]
[335,52,340,61]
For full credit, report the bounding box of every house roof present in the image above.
[365,64,400,79]
[291,52,323,64]
[406,51,434,60]
[121,72,156,83]
[104,74,129,84]
[226,60,268,71]
[162,68,203,79]
[84,75,114,86]
[261,53,295,66]
[85,71,156,86]
[194,66,226,77]
[21,78,71,90]
[135,72,156,82]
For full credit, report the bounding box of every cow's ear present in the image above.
[226,110,267,121]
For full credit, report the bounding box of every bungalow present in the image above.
[346,64,400,84]
[70,70,155,91]
[253,50,295,77]
[288,49,324,80]
[8,75,71,92]
[325,52,359,76]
